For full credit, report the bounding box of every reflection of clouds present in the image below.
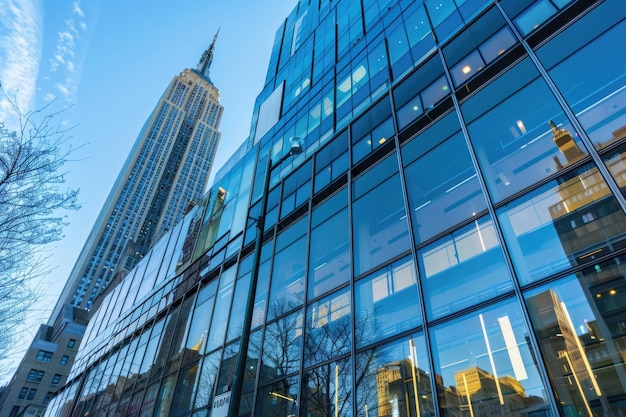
[0,0,42,129]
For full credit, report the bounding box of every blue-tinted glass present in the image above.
[205,266,236,353]
[302,357,352,417]
[418,215,513,320]
[305,287,351,366]
[430,300,552,417]
[425,0,463,42]
[260,310,303,383]
[498,163,626,285]
[603,143,626,200]
[309,194,349,298]
[355,334,435,417]
[170,362,200,417]
[462,58,587,202]
[353,163,411,276]
[525,259,626,417]
[355,256,421,347]
[540,20,626,149]
[402,112,486,243]
[450,49,485,86]
[515,0,557,35]
[225,272,252,342]
[194,349,220,409]
[255,376,299,417]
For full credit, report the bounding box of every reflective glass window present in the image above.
[355,256,421,347]
[353,154,412,276]
[351,97,394,163]
[355,334,434,417]
[260,309,303,384]
[255,375,299,417]
[462,58,587,202]
[268,216,308,318]
[170,362,200,417]
[152,374,177,417]
[193,349,221,410]
[402,111,487,243]
[538,19,626,150]
[185,281,217,354]
[418,215,513,320]
[309,188,350,298]
[430,300,552,416]
[498,163,626,285]
[314,130,349,193]
[525,258,626,417]
[225,272,252,342]
[302,357,352,417]
[602,143,626,199]
[205,266,236,353]
[305,287,352,367]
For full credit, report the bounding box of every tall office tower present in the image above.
[54,33,223,314]
[44,1,626,417]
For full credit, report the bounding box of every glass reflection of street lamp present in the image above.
[228,137,303,417]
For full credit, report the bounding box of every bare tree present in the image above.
[0,90,80,375]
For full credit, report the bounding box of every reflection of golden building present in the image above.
[452,366,543,417]
[375,358,434,417]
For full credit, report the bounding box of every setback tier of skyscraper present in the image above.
[43,1,626,417]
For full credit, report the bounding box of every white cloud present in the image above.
[43,92,56,101]
[48,1,88,101]
[0,0,43,130]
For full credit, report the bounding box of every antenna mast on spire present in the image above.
[197,28,220,77]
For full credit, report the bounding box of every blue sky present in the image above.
[0,0,297,380]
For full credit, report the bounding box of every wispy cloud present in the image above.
[49,1,88,102]
[0,0,43,130]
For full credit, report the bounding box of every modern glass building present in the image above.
[51,33,224,314]
[44,0,626,416]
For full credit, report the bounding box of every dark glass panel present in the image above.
[193,349,221,410]
[301,357,352,417]
[255,376,299,417]
[260,309,303,384]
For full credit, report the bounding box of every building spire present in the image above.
[197,28,219,78]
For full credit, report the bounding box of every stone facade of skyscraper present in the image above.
[53,34,223,314]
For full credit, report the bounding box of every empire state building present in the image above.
[53,32,223,313]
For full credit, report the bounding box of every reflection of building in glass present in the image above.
[39,1,626,417]
[376,359,434,417]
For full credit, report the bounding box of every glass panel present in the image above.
[302,357,352,417]
[403,111,487,243]
[255,376,299,417]
[462,58,587,202]
[355,256,421,347]
[355,334,435,417]
[193,349,221,409]
[353,156,412,276]
[498,163,626,285]
[418,215,513,320]
[185,281,217,355]
[260,309,303,384]
[602,142,626,199]
[268,234,307,319]
[170,362,200,417]
[425,0,463,42]
[431,300,552,417]
[525,258,626,417]
[225,272,252,342]
[152,374,177,417]
[540,20,626,150]
[515,0,557,35]
[309,190,350,299]
[205,266,236,352]
[304,287,352,367]
[450,49,486,86]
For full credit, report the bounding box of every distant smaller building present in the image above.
[0,305,88,417]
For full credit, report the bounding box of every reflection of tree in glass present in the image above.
[261,299,303,382]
